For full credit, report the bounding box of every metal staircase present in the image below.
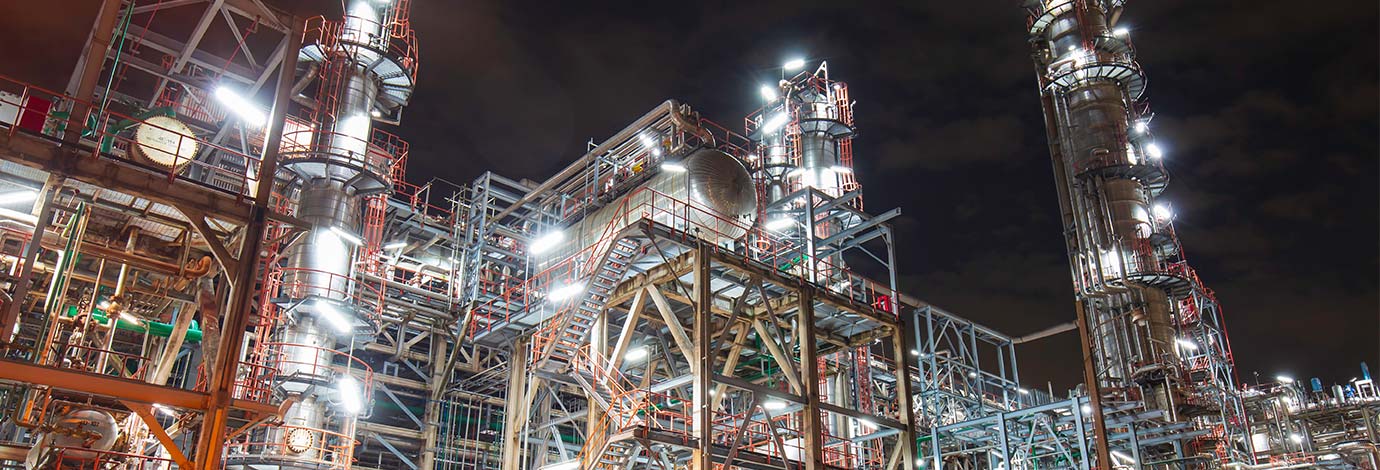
[536,235,643,373]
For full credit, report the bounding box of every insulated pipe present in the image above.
[490,100,684,224]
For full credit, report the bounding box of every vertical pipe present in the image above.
[0,174,62,344]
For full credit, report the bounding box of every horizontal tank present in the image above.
[543,148,758,262]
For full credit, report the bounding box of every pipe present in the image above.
[1012,321,1078,344]
[489,100,683,224]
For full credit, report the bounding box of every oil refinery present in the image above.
[0,0,1374,469]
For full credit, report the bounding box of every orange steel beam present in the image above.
[0,359,279,415]
[0,359,207,409]
[123,400,196,468]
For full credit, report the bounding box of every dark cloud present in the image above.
[2,0,1375,389]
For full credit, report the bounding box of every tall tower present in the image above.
[233,0,418,467]
[1024,0,1250,465]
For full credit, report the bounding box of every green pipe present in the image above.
[63,305,202,342]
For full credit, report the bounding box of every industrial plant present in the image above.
[0,0,1373,469]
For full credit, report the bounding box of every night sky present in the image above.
[3,0,1376,390]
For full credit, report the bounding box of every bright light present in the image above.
[910,349,920,356]
[782,58,806,70]
[760,84,778,101]
[829,165,853,174]
[1110,450,1135,464]
[1277,375,1295,384]
[214,86,267,127]
[337,374,364,414]
[1018,388,1030,395]
[152,404,177,417]
[1145,142,1164,159]
[1134,121,1148,133]
[763,400,787,411]
[97,299,112,310]
[639,133,657,147]
[652,148,662,157]
[315,301,353,334]
[529,231,566,255]
[1081,404,1093,414]
[329,226,363,246]
[1152,203,1172,222]
[0,190,37,205]
[661,161,687,173]
[761,113,790,134]
[1288,433,1303,444]
[1175,338,1198,351]
[369,109,382,118]
[383,241,407,251]
[764,218,794,232]
[968,371,979,378]
[548,282,584,302]
[624,346,648,362]
[917,458,927,468]
[1113,27,1130,37]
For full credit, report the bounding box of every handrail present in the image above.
[0,73,267,201]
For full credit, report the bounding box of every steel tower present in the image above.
[1024,0,1250,466]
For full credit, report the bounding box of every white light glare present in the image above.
[761,113,790,134]
[910,349,920,356]
[383,241,407,251]
[214,86,267,127]
[760,84,778,102]
[1081,404,1093,414]
[1110,450,1135,464]
[782,58,806,70]
[529,231,566,255]
[1017,388,1030,395]
[337,374,364,414]
[152,404,177,417]
[1113,27,1130,37]
[661,161,687,173]
[315,301,354,334]
[0,190,38,205]
[968,371,979,378]
[917,458,927,468]
[329,226,364,246]
[548,282,585,302]
[764,218,794,232]
[624,346,648,362]
[1145,143,1164,159]
[829,165,853,174]
[1152,203,1173,222]
[762,400,787,411]
[1289,433,1303,444]
[1276,375,1295,384]
[639,133,657,147]
[1175,338,1198,351]
[1134,121,1148,133]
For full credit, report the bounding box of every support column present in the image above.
[192,19,300,469]
[501,337,534,470]
[692,245,713,469]
[893,309,920,470]
[1076,299,1114,469]
[63,0,123,144]
[798,288,825,470]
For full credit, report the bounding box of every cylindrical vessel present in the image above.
[545,148,758,262]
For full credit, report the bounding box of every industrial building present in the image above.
[0,0,1373,469]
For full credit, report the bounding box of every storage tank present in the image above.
[546,148,758,261]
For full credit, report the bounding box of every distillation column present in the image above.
[233,0,417,467]
[1024,0,1186,413]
